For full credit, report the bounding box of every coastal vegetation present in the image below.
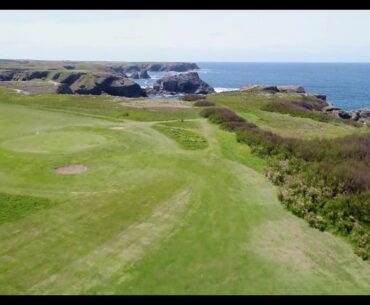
[201,92,370,260]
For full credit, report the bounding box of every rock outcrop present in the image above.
[130,71,140,79]
[241,84,305,93]
[0,70,49,81]
[0,69,146,98]
[56,83,73,94]
[313,94,327,101]
[240,84,279,92]
[104,78,145,97]
[139,69,150,79]
[69,74,146,97]
[322,105,370,124]
[349,108,370,124]
[52,72,83,85]
[151,72,214,95]
[131,70,151,80]
[277,85,306,93]
[146,62,199,72]
[324,106,352,120]
[63,65,75,70]
[0,70,15,81]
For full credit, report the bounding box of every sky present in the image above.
[1,10,370,62]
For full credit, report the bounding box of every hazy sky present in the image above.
[1,10,370,62]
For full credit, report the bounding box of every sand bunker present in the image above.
[54,164,87,175]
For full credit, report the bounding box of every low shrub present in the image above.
[180,94,206,101]
[201,105,370,259]
[262,100,360,126]
[193,100,215,107]
[200,107,246,124]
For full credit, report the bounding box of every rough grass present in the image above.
[153,125,208,150]
[0,193,57,225]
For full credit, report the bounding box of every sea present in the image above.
[135,62,370,111]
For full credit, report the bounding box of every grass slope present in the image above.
[207,91,364,139]
[0,94,369,294]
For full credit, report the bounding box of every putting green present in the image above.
[1,131,107,154]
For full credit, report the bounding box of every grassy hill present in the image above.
[0,87,369,294]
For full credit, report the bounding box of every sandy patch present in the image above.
[54,164,87,175]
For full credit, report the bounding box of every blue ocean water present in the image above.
[197,62,370,111]
[135,62,370,111]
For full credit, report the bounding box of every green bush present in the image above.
[193,100,215,107]
[180,94,206,101]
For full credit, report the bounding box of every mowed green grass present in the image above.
[0,97,370,294]
[0,87,200,122]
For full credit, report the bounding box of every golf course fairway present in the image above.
[0,96,370,295]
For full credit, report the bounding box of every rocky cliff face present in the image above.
[104,78,145,97]
[0,69,146,98]
[67,73,146,97]
[0,70,14,81]
[150,72,214,95]
[0,61,200,97]
[0,70,49,81]
[112,62,199,74]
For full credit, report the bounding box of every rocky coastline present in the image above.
[0,61,200,98]
[240,83,370,125]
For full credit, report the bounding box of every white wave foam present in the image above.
[214,87,239,93]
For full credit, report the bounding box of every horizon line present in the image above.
[2,58,370,64]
